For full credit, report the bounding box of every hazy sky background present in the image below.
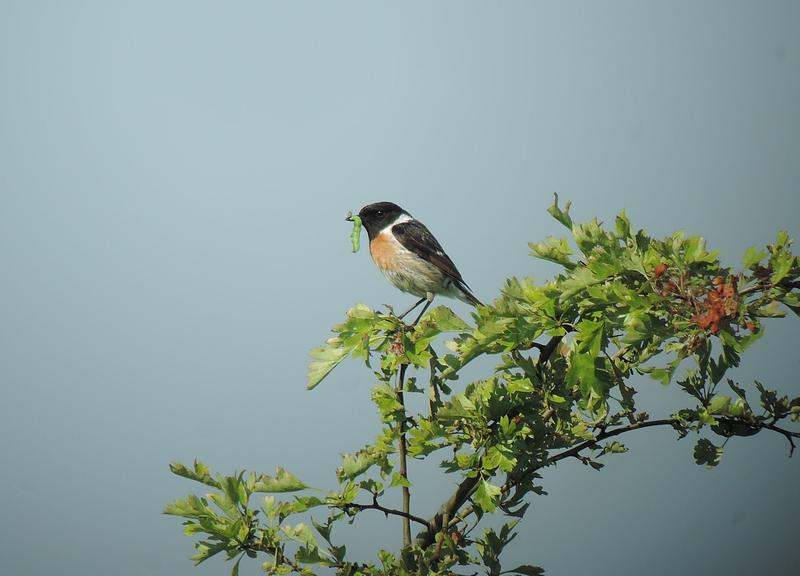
[1,2,798,575]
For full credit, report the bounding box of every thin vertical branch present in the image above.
[428,346,441,417]
[396,363,411,547]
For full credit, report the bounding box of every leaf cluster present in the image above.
[167,197,799,575]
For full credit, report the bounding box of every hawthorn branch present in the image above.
[428,346,442,417]
[341,501,429,529]
[446,418,677,532]
[397,363,412,547]
[445,415,800,535]
[541,418,676,467]
[762,421,799,456]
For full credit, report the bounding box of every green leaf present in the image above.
[566,353,605,408]
[474,478,502,512]
[337,447,387,481]
[307,304,387,389]
[420,305,470,332]
[220,474,246,507]
[311,517,333,545]
[378,550,396,570]
[389,472,412,489]
[504,566,546,576]
[600,441,628,455]
[683,235,703,262]
[547,193,573,229]
[295,545,328,564]
[742,246,767,269]
[230,554,243,576]
[572,218,609,257]
[282,522,323,553]
[559,267,602,302]
[290,496,325,513]
[709,356,727,385]
[726,379,748,402]
[756,301,785,318]
[483,446,516,473]
[191,541,227,565]
[529,236,575,269]
[614,210,631,239]
[438,394,479,422]
[251,468,308,493]
[782,292,800,317]
[307,342,350,390]
[169,460,221,489]
[693,438,723,468]
[574,319,605,357]
[371,383,404,422]
[770,249,794,284]
[306,338,350,390]
[707,394,731,415]
[622,310,652,345]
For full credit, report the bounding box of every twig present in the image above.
[762,422,799,456]
[397,363,412,547]
[428,347,441,417]
[432,511,449,561]
[340,501,429,528]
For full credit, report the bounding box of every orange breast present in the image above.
[369,232,401,272]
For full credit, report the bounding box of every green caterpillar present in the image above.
[346,211,362,253]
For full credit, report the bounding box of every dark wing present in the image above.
[392,220,467,283]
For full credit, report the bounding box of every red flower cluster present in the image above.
[691,276,739,334]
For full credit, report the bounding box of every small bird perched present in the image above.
[348,201,481,324]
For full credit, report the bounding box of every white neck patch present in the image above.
[390,213,412,226]
[378,212,413,236]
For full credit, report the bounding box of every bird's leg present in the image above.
[397,296,427,320]
[410,292,435,326]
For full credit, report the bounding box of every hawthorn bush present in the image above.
[166,198,799,575]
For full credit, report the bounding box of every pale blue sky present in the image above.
[1,2,798,575]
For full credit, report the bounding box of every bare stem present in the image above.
[762,421,799,456]
[397,363,411,547]
[428,347,441,417]
[341,501,429,528]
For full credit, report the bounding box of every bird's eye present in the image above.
[375,210,383,217]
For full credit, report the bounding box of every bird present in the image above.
[348,201,482,324]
